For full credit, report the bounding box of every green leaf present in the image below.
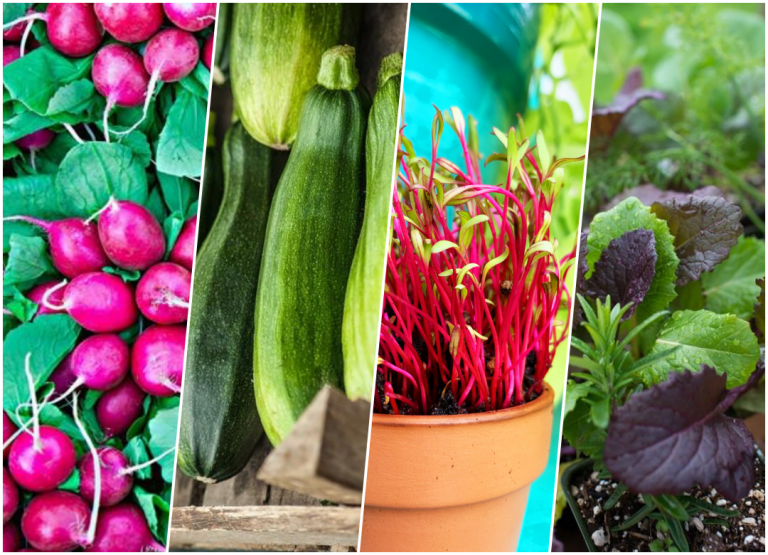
[3,3,31,24]
[133,485,170,544]
[55,142,149,217]
[103,266,142,283]
[163,211,186,258]
[116,130,152,168]
[157,172,197,215]
[3,46,92,114]
[3,174,64,220]
[6,287,38,323]
[590,395,611,429]
[45,79,95,116]
[3,234,55,288]
[2,314,80,418]
[58,468,80,493]
[2,110,52,144]
[156,91,206,178]
[587,198,679,320]
[147,397,179,483]
[702,237,765,319]
[145,187,169,225]
[124,436,153,480]
[644,310,760,388]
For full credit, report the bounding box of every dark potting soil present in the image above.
[571,457,766,552]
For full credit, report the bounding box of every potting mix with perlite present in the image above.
[2,2,214,551]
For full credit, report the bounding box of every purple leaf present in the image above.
[585,229,657,320]
[604,184,726,211]
[604,366,755,502]
[591,69,664,138]
[652,195,743,286]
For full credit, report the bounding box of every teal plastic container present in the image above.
[403,5,555,552]
[403,2,540,172]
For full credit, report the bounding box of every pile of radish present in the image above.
[3,2,215,551]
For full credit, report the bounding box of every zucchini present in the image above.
[342,54,402,400]
[178,123,275,483]
[230,4,359,150]
[254,46,368,445]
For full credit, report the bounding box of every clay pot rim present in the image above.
[371,383,554,427]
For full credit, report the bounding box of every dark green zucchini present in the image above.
[253,46,368,445]
[342,53,402,400]
[178,123,275,483]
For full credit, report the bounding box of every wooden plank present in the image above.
[201,435,322,508]
[170,506,361,549]
[257,386,370,504]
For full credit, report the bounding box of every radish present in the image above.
[131,324,186,396]
[163,2,217,32]
[26,281,67,318]
[42,272,139,333]
[136,262,191,324]
[3,467,18,524]
[113,28,200,139]
[1,216,109,278]
[4,4,104,58]
[3,44,20,66]
[8,425,76,492]
[21,491,90,551]
[93,3,164,43]
[15,129,55,152]
[50,352,77,395]
[85,503,164,552]
[3,522,21,552]
[202,33,213,69]
[144,28,200,82]
[97,199,166,271]
[79,447,133,507]
[3,412,18,460]
[169,215,197,271]
[70,334,131,391]
[95,378,147,438]
[3,16,27,41]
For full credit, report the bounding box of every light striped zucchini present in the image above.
[342,53,402,400]
[230,4,359,150]
[253,46,368,445]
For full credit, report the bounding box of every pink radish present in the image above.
[43,272,139,333]
[202,33,213,69]
[169,215,197,271]
[144,28,200,82]
[2,216,109,278]
[3,522,21,552]
[79,447,133,507]
[15,129,55,152]
[3,44,20,66]
[5,4,104,58]
[21,491,90,551]
[131,324,186,396]
[3,412,18,460]
[97,199,166,271]
[95,378,146,438]
[85,503,164,552]
[136,262,191,324]
[3,16,27,41]
[3,467,18,524]
[70,334,130,391]
[112,28,200,139]
[26,281,67,317]
[49,352,78,395]
[8,425,76,492]
[163,2,216,32]
[92,43,151,143]
[93,3,164,43]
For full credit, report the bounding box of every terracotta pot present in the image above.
[361,384,554,552]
